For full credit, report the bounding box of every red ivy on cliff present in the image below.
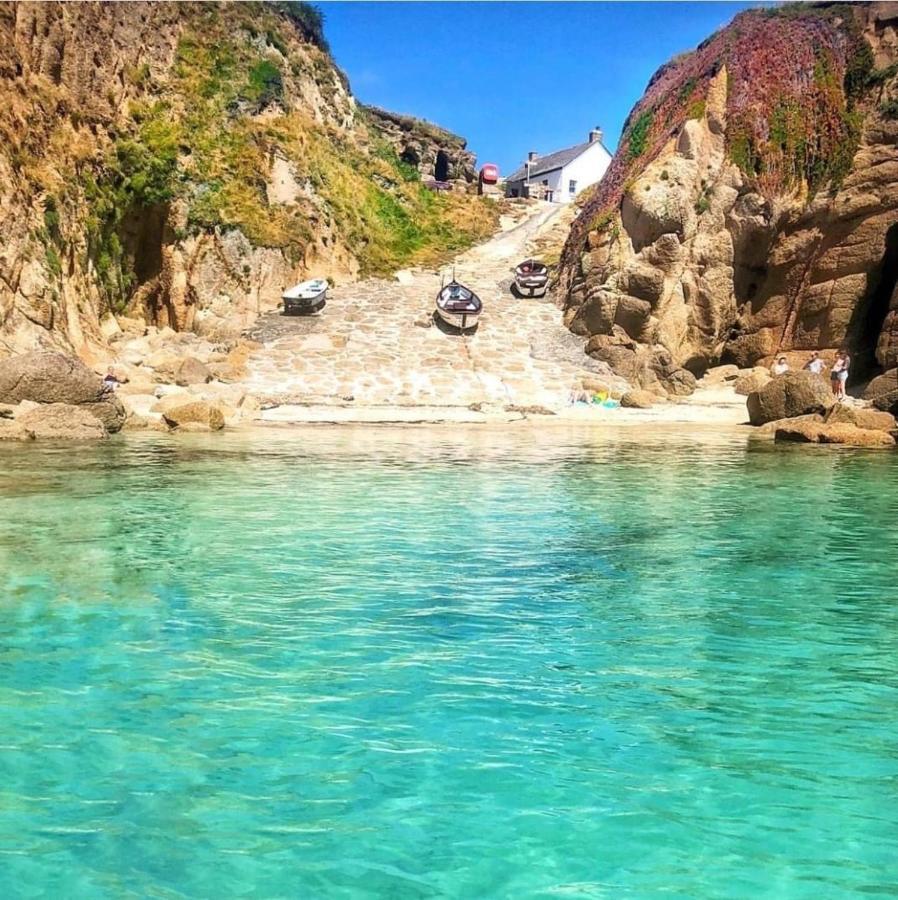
[564,3,871,273]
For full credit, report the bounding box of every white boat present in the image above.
[435,279,482,332]
[513,259,549,298]
[282,278,328,315]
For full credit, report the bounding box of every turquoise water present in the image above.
[1,428,898,898]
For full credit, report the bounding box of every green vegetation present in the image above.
[373,141,419,183]
[265,28,289,57]
[728,125,759,177]
[45,247,62,278]
[844,39,874,103]
[589,209,616,233]
[867,63,898,88]
[126,62,151,88]
[53,3,495,310]
[880,98,898,120]
[274,2,328,52]
[686,98,706,120]
[43,197,62,246]
[627,109,653,160]
[242,59,284,108]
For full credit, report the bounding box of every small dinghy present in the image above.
[514,259,549,298]
[282,278,328,315]
[435,276,482,332]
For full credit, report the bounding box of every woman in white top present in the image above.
[830,350,850,399]
[804,351,825,375]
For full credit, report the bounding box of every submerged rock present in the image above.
[775,420,895,448]
[15,403,108,440]
[160,399,225,431]
[753,413,824,438]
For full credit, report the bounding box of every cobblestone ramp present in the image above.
[242,204,611,410]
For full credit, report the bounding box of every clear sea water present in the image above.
[1,427,897,899]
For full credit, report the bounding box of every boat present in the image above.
[514,259,549,298]
[435,276,482,332]
[282,278,328,315]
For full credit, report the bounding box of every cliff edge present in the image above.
[0,1,496,357]
[558,2,898,409]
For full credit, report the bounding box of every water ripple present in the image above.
[1,429,897,896]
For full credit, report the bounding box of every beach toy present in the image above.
[601,399,619,409]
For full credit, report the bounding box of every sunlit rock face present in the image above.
[558,2,898,398]
[0,2,491,358]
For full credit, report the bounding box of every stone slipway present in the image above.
[240,202,631,424]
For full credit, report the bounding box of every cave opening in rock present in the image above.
[434,149,450,182]
[120,203,168,287]
[852,222,898,379]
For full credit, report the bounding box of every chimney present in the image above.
[528,150,538,162]
[589,126,603,144]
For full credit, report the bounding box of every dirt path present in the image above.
[241,202,620,421]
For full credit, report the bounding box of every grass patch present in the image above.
[275,2,329,52]
[880,98,898,119]
[242,59,284,108]
[54,4,497,312]
[45,247,62,278]
[627,109,653,160]
[686,98,706,120]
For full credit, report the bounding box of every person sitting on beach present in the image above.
[803,351,825,375]
[771,356,789,376]
[102,368,122,392]
[830,350,850,400]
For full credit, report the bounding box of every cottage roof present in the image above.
[507,139,605,183]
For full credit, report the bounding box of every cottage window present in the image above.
[569,180,577,194]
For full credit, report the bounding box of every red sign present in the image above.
[480,164,499,184]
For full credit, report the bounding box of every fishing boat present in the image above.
[513,259,549,298]
[435,275,482,332]
[282,278,328,315]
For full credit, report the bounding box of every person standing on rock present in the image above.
[804,351,825,376]
[771,356,789,376]
[830,350,850,400]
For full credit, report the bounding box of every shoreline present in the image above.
[249,383,750,429]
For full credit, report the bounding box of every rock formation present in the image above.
[364,107,477,186]
[745,371,833,426]
[559,2,898,410]
[0,2,495,358]
[0,350,125,431]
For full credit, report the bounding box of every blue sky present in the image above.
[318,1,769,174]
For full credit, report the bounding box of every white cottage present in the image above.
[505,128,612,203]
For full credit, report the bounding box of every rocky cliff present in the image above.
[364,107,477,186]
[0,1,496,358]
[559,2,898,406]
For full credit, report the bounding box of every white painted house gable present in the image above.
[505,128,612,203]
